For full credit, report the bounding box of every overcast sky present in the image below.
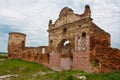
[0,0,120,52]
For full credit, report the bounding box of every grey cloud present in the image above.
[0,0,120,52]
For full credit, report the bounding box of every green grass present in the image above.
[0,59,120,80]
[0,53,8,59]
[86,70,120,80]
[39,70,86,80]
[0,59,51,79]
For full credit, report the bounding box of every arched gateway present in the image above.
[48,5,93,72]
[57,39,74,70]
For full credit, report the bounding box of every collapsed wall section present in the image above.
[89,23,110,60]
[89,23,120,72]
[92,47,120,72]
[90,23,110,51]
[8,32,49,66]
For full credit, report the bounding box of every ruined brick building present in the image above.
[8,5,120,72]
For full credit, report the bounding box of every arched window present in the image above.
[82,32,86,37]
[80,32,86,51]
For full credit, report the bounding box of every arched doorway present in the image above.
[57,39,74,70]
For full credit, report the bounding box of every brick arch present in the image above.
[56,38,75,70]
[56,39,74,53]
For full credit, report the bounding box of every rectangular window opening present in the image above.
[42,48,45,54]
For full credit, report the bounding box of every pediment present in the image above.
[54,14,82,27]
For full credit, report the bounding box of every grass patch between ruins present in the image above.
[0,59,120,80]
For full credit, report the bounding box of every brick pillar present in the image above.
[73,36,92,72]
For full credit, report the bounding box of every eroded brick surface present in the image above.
[8,5,120,73]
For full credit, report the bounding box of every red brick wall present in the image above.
[91,47,120,71]
[61,58,72,70]
[8,32,26,59]
[73,52,92,72]
[21,47,49,67]
[49,53,61,71]
[73,36,92,72]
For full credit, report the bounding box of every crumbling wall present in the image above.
[8,5,120,73]
[90,23,110,51]
[48,5,94,72]
[37,46,49,66]
[22,47,38,62]
[48,17,91,54]
[8,32,26,59]
[90,23,110,61]
[89,23,120,72]
[53,5,91,28]
[8,32,49,67]
[22,46,49,66]
[92,47,120,72]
